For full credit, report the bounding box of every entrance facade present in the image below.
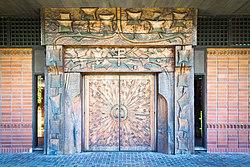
[85,75,155,151]
[43,7,196,154]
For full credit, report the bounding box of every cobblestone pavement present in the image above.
[0,151,250,167]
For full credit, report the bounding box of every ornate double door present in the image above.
[85,74,155,151]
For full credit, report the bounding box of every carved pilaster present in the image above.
[46,45,64,154]
[174,45,194,154]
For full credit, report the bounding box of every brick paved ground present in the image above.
[0,151,250,167]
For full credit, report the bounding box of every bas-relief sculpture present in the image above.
[42,8,196,46]
[85,75,155,151]
[175,45,194,153]
[64,47,174,72]
[46,46,64,154]
[43,7,196,155]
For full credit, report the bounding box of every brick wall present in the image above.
[207,48,250,152]
[0,48,32,153]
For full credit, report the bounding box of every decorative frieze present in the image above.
[42,8,197,46]
[64,47,174,72]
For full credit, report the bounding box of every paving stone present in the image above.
[0,152,250,167]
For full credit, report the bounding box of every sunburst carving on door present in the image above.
[119,75,155,151]
[85,75,155,151]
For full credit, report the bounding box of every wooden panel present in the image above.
[42,8,196,45]
[46,46,65,155]
[158,72,175,154]
[174,45,194,154]
[119,75,155,151]
[85,75,119,151]
[64,47,174,73]
[85,74,155,151]
[64,73,82,154]
[157,94,168,153]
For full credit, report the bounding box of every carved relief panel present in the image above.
[174,45,194,154]
[46,45,64,154]
[64,47,174,72]
[43,7,196,155]
[42,8,197,46]
[85,75,155,151]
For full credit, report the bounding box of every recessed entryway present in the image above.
[194,75,206,149]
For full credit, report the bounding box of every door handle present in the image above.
[113,107,119,119]
[120,108,126,119]
[112,106,127,120]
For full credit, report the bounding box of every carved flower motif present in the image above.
[126,10,142,25]
[99,14,115,32]
[173,12,187,20]
[171,12,188,30]
[148,20,165,33]
[81,8,98,20]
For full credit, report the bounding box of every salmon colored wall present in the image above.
[207,48,250,152]
[0,48,33,153]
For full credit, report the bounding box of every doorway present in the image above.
[35,75,45,149]
[84,74,155,151]
[194,75,206,148]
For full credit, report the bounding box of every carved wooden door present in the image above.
[85,74,155,151]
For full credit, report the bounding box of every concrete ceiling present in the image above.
[0,0,250,16]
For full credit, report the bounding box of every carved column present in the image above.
[174,45,194,154]
[45,45,65,154]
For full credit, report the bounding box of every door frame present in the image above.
[82,73,157,151]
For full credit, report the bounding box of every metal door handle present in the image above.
[113,107,127,119]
